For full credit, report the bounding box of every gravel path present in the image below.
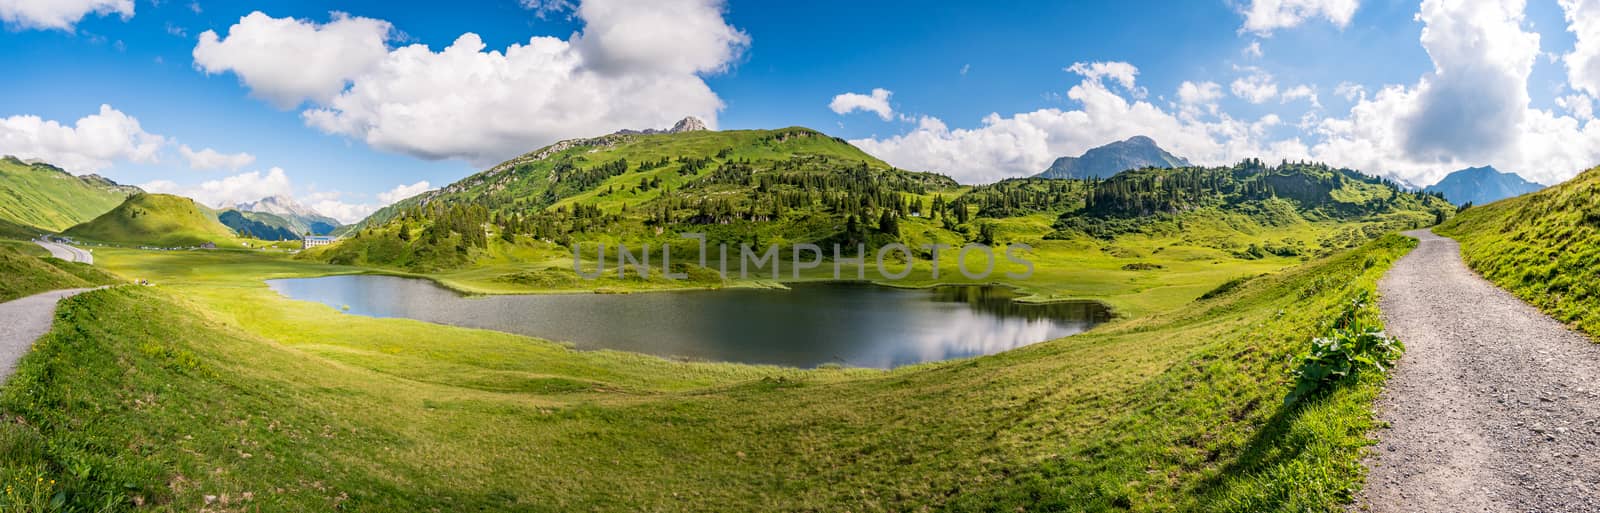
[0,288,97,384]
[1358,230,1600,512]
[34,239,92,264]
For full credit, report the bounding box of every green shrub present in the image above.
[1285,292,1404,405]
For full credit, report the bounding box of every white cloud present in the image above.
[1239,0,1361,35]
[1334,81,1366,101]
[850,66,1279,183]
[138,167,428,223]
[193,11,394,109]
[960,63,971,76]
[1066,61,1140,91]
[1281,84,1321,108]
[0,104,165,174]
[377,180,433,204]
[850,0,1600,189]
[571,0,748,76]
[519,0,574,18]
[1560,0,1600,97]
[191,0,746,166]
[1231,69,1279,103]
[178,144,255,171]
[1303,0,1599,186]
[141,167,293,208]
[1177,81,1224,106]
[1244,40,1263,58]
[309,181,435,223]
[829,88,894,120]
[0,0,132,31]
[308,198,376,225]
[1557,93,1595,121]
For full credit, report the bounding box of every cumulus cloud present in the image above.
[0,0,131,31]
[0,104,165,174]
[571,0,748,76]
[1239,0,1361,35]
[829,88,894,120]
[1244,41,1264,58]
[193,11,394,109]
[1178,81,1224,106]
[141,167,430,223]
[1557,93,1595,121]
[1305,0,1598,186]
[1334,81,1366,101]
[519,0,574,18]
[1281,84,1321,108]
[198,1,747,166]
[308,181,434,223]
[178,144,255,171]
[849,0,1600,189]
[1560,0,1600,97]
[1065,61,1141,92]
[850,63,1284,184]
[1231,69,1279,103]
[141,167,293,208]
[1397,0,1538,162]
[377,180,433,204]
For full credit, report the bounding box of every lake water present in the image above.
[265,275,1111,369]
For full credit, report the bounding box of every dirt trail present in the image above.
[0,288,97,383]
[1358,230,1600,512]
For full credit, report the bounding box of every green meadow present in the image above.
[0,229,1415,511]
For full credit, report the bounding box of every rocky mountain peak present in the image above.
[670,116,709,133]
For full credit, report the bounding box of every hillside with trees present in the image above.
[310,128,1453,276]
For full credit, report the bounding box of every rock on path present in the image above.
[1358,230,1600,512]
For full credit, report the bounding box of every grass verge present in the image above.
[1,235,1416,511]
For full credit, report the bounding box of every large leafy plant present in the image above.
[1286,291,1404,405]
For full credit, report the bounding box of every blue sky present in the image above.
[2,0,1599,222]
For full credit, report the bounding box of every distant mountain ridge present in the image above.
[0,155,141,233]
[231,195,340,236]
[612,116,711,136]
[1422,166,1543,206]
[1035,136,1191,180]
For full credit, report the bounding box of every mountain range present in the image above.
[1421,166,1543,206]
[307,119,1451,273]
[223,195,341,239]
[1034,136,1191,180]
[0,156,141,235]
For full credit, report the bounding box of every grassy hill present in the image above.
[314,126,958,272]
[1437,165,1600,335]
[0,156,139,234]
[5,233,1415,511]
[64,193,240,247]
[0,244,120,301]
[314,128,1450,290]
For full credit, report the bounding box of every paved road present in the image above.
[1358,230,1600,512]
[0,288,98,384]
[34,239,92,264]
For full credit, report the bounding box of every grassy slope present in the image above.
[0,158,133,232]
[316,129,1446,317]
[64,193,241,248]
[0,245,121,302]
[0,235,1413,511]
[1437,165,1600,335]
